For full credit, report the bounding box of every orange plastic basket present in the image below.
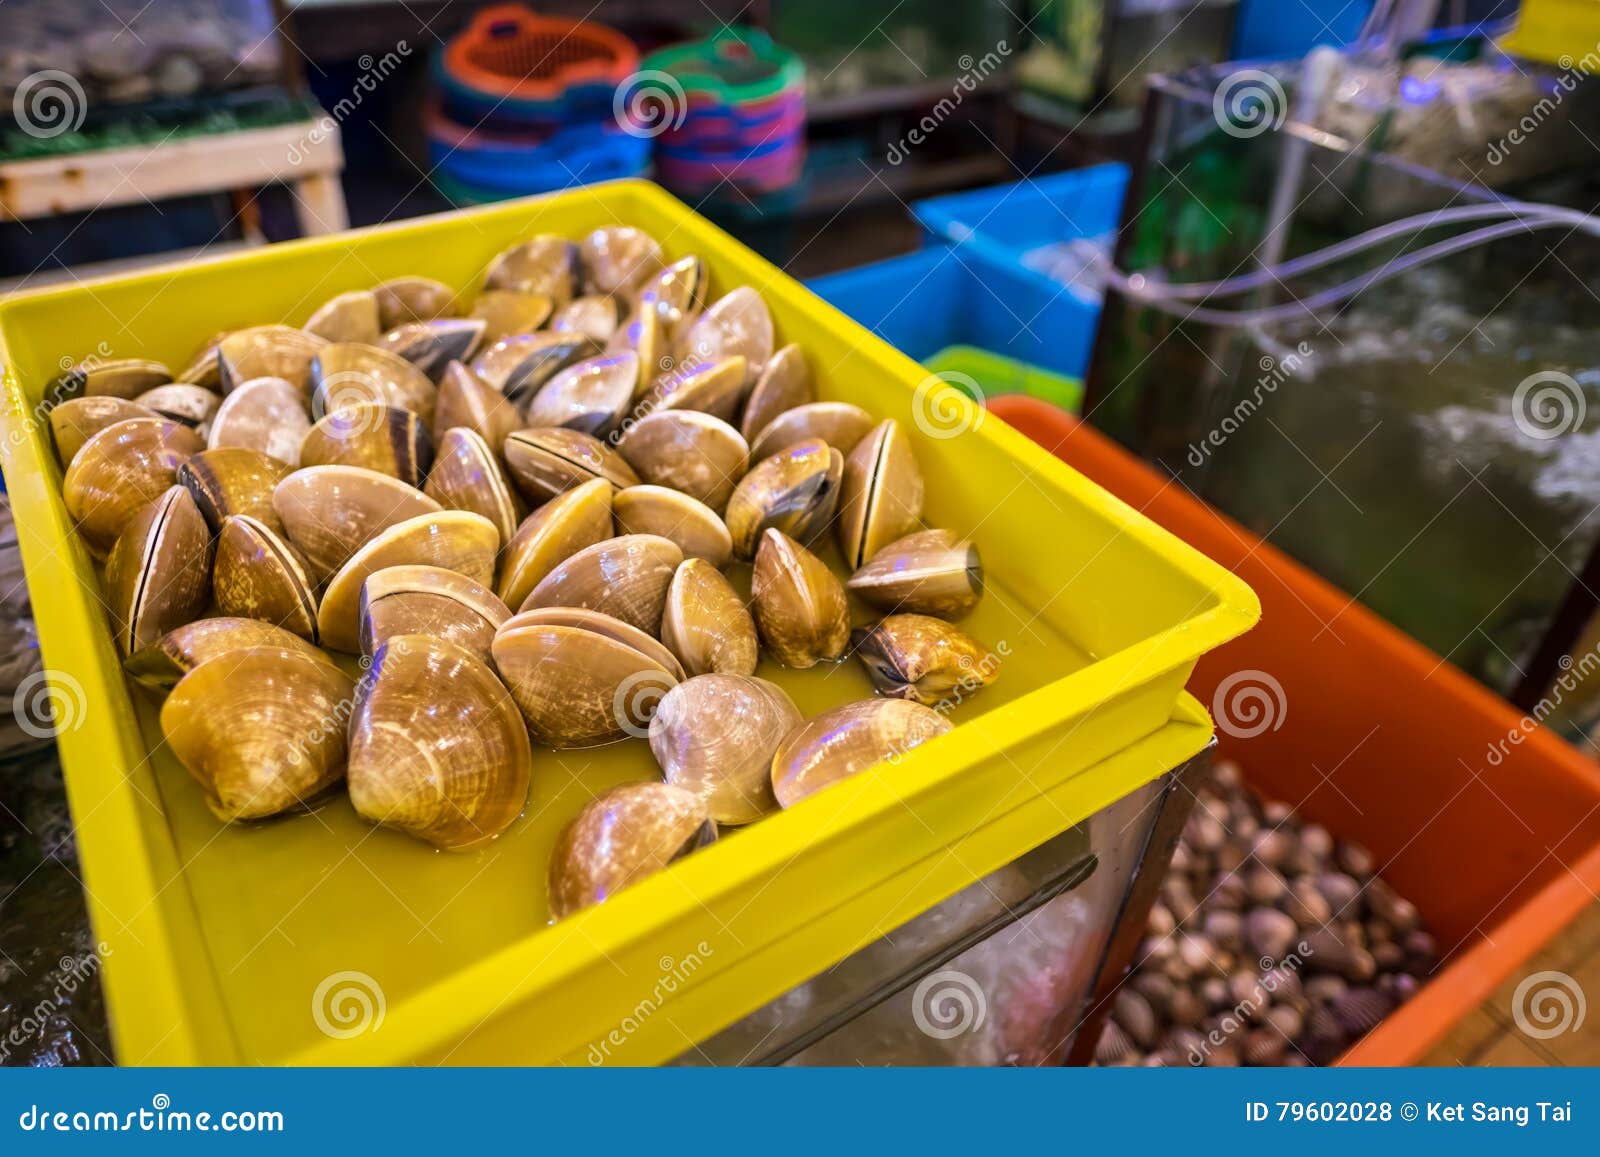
[442,5,639,102]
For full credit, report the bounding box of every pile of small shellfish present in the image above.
[47,225,997,918]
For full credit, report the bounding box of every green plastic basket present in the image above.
[921,345,1084,413]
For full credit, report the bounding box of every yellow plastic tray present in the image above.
[0,180,1257,1065]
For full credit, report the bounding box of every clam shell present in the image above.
[646,354,747,423]
[373,276,458,328]
[349,633,531,849]
[63,417,204,557]
[469,289,553,344]
[751,529,849,669]
[178,447,293,534]
[317,510,500,652]
[496,477,614,609]
[771,698,953,808]
[433,361,525,451]
[679,286,772,386]
[837,419,925,570]
[579,225,662,298]
[136,384,220,437]
[639,255,708,340]
[52,357,170,402]
[616,409,748,514]
[550,295,621,344]
[359,564,510,664]
[310,342,438,427]
[470,332,599,404]
[523,352,638,438]
[48,397,158,467]
[207,376,310,465]
[103,486,214,654]
[218,326,327,397]
[212,514,319,641]
[747,401,873,462]
[483,235,577,303]
[304,289,380,344]
[299,403,433,486]
[547,782,712,918]
[273,464,444,584]
[722,437,843,560]
[161,646,356,820]
[125,617,324,692]
[614,485,732,568]
[846,528,983,619]
[502,426,639,504]
[740,343,812,442]
[500,606,685,682]
[423,427,522,545]
[606,304,667,400]
[521,533,683,634]
[660,558,759,677]
[176,335,226,388]
[853,614,997,705]
[377,318,488,381]
[650,674,799,824]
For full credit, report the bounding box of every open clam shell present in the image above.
[372,276,458,328]
[469,289,553,344]
[104,485,214,654]
[521,533,683,634]
[470,332,599,404]
[771,698,953,808]
[273,464,444,584]
[740,343,813,442]
[550,295,621,344]
[614,485,732,568]
[837,419,925,570]
[679,286,772,387]
[179,447,293,534]
[650,675,799,825]
[359,564,510,664]
[212,514,320,641]
[63,417,204,557]
[746,401,874,463]
[48,397,158,468]
[349,633,531,850]
[547,782,713,918]
[310,342,438,427]
[423,427,522,545]
[846,528,983,620]
[661,558,759,677]
[218,326,327,398]
[160,646,356,821]
[483,235,578,304]
[523,352,638,438]
[433,361,525,452]
[580,225,662,299]
[853,614,997,705]
[299,403,433,486]
[304,288,381,344]
[207,376,310,465]
[377,318,488,382]
[125,618,324,692]
[496,477,614,609]
[502,426,639,504]
[723,437,843,561]
[616,409,748,514]
[751,528,849,669]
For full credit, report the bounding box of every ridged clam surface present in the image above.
[103,485,214,655]
[547,782,712,918]
[616,409,747,514]
[273,464,444,584]
[495,477,615,610]
[125,618,324,692]
[65,418,204,558]
[359,564,510,664]
[771,698,953,808]
[212,514,320,642]
[723,437,842,560]
[751,529,849,669]
[520,533,683,634]
[660,558,758,678]
[179,447,293,534]
[650,674,800,824]
[852,614,997,705]
[423,427,522,545]
[206,377,310,465]
[846,528,984,620]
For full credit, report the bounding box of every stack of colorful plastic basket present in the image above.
[624,28,806,201]
[429,4,649,202]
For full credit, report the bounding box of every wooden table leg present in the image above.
[292,172,349,236]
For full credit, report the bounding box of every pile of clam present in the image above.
[47,226,997,917]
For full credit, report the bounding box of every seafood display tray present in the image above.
[0,180,1257,1065]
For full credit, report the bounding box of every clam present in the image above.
[837,419,925,570]
[469,289,553,344]
[299,403,432,485]
[52,357,170,401]
[679,286,772,386]
[579,225,662,298]
[661,558,759,677]
[846,528,983,620]
[606,304,667,399]
[740,343,812,442]
[206,377,310,465]
[616,409,747,513]
[160,646,356,820]
[48,397,158,467]
[771,699,953,808]
[310,342,438,427]
[550,295,620,344]
[359,565,510,664]
[650,675,800,824]
[853,614,997,705]
[747,401,874,462]
[176,335,226,389]
[348,634,531,849]
[433,360,524,450]
[317,510,500,653]
[304,289,381,344]
[273,464,444,584]
[423,427,522,544]
[178,447,293,533]
[639,255,708,339]
[483,235,578,304]
[63,417,204,557]
[103,486,214,654]
[492,609,680,748]
[217,326,327,397]
[125,617,325,692]
[502,426,639,504]
[751,529,849,669]
[376,318,488,381]
[646,354,748,423]
[496,477,614,609]
[722,437,843,560]
[212,514,319,641]
[547,782,713,918]
[500,606,685,682]
[470,332,599,404]
[523,352,638,438]
[521,533,683,633]
[136,384,220,436]
[614,485,732,568]
[372,276,458,328]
